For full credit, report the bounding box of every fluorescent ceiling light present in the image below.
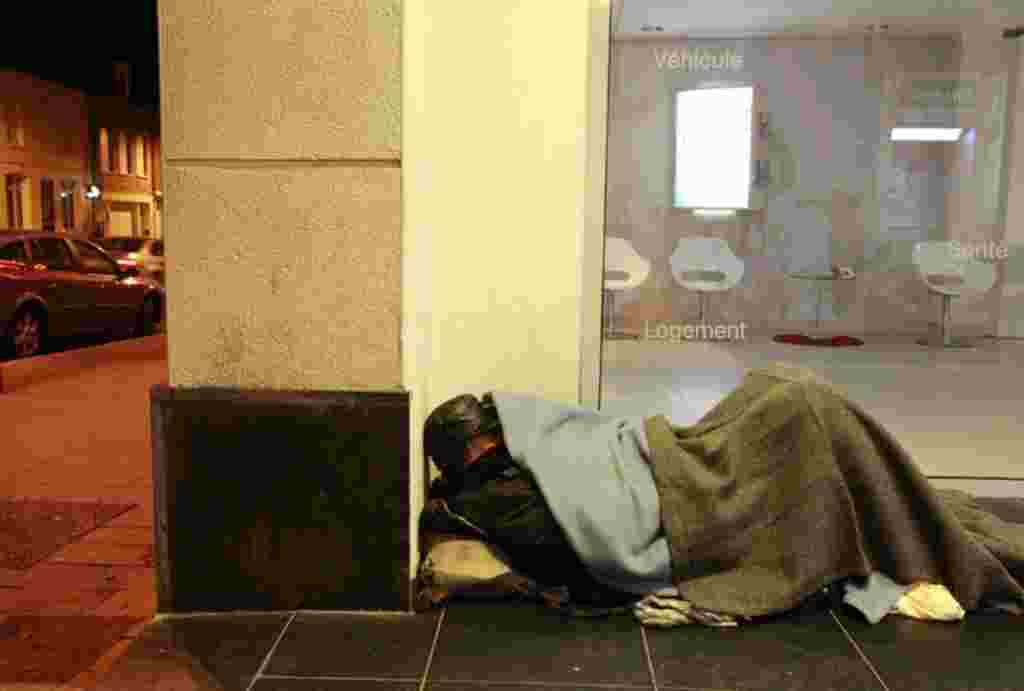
[693,209,737,217]
[890,127,963,142]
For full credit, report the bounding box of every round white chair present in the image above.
[912,240,997,348]
[604,237,651,338]
[669,237,745,326]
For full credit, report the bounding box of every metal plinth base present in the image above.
[918,294,979,349]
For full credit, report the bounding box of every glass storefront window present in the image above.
[600,4,1022,480]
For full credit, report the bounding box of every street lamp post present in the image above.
[85,184,102,239]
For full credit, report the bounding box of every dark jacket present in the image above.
[421,446,636,606]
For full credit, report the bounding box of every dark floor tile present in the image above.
[264,611,440,679]
[837,607,1024,690]
[429,601,652,687]
[647,606,883,691]
[91,612,290,691]
[428,684,653,690]
[253,679,418,690]
[0,613,142,685]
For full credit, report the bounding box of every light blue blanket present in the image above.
[491,376,739,594]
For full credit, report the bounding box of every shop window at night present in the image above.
[41,178,56,231]
[100,128,112,172]
[118,132,129,175]
[10,104,25,146]
[5,175,24,229]
[61,181,76,231]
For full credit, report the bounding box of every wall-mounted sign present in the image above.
[904,79,976,109]
[674,86,755,209]
[655,47,744,71]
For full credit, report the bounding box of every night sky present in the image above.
[2,0,160,107]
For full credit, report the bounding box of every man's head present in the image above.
[423,393,502,478]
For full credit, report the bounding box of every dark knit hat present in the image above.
[423,393,501,476]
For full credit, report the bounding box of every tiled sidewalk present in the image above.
[0,507,158,688]
[0,339,166,688]
[83,598,1024,691]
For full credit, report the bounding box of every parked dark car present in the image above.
[0,232,165,358]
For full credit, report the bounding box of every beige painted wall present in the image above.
[582,1,613,408]
[403,0,608,567]
[403,0,598,409]
[162,0,605,584]
[158,0,402,391]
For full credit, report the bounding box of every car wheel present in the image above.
[8,307,46,359]
[136,296,160,337]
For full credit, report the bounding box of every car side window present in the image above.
[29,238,74,270]
[0,240,28,263]
[71,240,119,275]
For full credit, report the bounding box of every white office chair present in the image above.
[670,237,745,326]
[912,240,997,348]
[604,237,651,338]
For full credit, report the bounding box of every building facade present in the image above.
[0,69,162,239]
[0,71,90,233]
[91,94,163,240]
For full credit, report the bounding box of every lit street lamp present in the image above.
[85,184,103,238]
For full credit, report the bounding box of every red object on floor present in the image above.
[828,335,864,347]
[773,334,816,345]
[773,334,864,347]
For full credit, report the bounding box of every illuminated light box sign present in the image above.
[655,47,744,71]
[674,86,755,209]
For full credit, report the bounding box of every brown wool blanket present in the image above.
[643,362,1024,618]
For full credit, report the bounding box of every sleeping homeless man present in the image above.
[419,362,1024,626]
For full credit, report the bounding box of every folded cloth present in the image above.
[896,583,965,622]
[634,588,744,628]
[843,572,911,624]
[843,572,966,623]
